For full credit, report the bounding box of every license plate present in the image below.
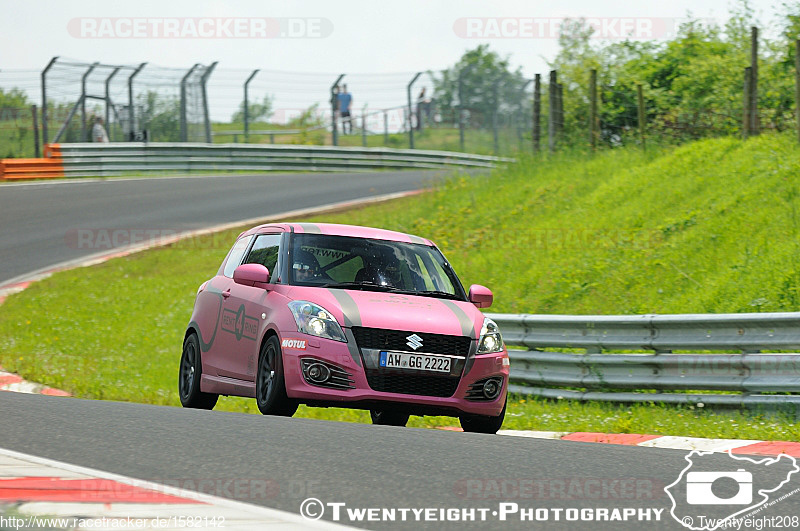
[379,351,451,373]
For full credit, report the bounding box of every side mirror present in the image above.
[468,284,493,309]
[233,264,270,289]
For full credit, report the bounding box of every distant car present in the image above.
[179,223,509,433]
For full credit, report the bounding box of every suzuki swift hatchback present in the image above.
[179,222,509,433]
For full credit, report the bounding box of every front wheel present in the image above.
[460,399,506,434]
[256,336,298,417]
[179,333,218,410]
[370,410,409,427]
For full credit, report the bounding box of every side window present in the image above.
[222,235,254,278]
[244,234,282,280]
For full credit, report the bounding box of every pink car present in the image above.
[179,223,509,433]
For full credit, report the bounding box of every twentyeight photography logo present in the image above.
[665,450,799,530]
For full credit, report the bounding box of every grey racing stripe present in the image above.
[327,289,363,327]
[440,299,477,339]
[297,223,322,234]
[343,328,362,366]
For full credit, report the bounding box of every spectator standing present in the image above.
[338,84,353,134]
[92,116,109,143]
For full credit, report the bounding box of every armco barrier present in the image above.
[487,312,800,409]
[1,142,513,180]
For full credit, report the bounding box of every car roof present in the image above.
[241,222,434,246]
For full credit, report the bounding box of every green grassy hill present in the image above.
[316,133,800,315]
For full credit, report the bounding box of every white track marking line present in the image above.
[0,447,354,529]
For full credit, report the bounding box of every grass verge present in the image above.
[1,134,799,438]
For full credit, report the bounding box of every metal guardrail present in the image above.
[486,312,800,408]
[50,143,513,176]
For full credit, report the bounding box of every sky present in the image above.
[0,0,790,125]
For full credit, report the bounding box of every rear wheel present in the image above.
[370,410,409,427]
[179,333,218,410]
[460,399,506,434]
[256,336,298,416]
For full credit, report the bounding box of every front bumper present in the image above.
[282,332,509,417]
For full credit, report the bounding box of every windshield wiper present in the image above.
[321,281,398,292]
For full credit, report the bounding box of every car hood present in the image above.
[285,286,482,339]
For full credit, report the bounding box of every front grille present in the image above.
[352,327,472,357]
[365,369,459,398]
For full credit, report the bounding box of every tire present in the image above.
[370,410,409,427]
[256,336,298,417]
[459,399,506,434]
[179,333,219,410]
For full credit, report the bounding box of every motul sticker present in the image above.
[281,338,307,350]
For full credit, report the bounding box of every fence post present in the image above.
[407,72,421,148]
[200,62,218,144]
[32,105,40,158]
[80,62,99,142]
[330,74,345,146]
[743,66,752,139]
[590,69,598,150]
[40,56,58,145]
[492,80,499,155]
[750,26,759,136]
[637,84,646,150]
[548,70,557,152]
[128,63,147,141]
[179,64,199,142]
[383,111,389,145]
[795,40,800,144]
[362,105,368,147]
[104,67,121,142]
[533,73,540,152]
[244,69,259,143]
[458,65,473,152]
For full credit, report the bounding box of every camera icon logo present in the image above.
[686,469,753,505]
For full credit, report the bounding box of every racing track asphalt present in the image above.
[0,170,445,286]
[2,393,799,530]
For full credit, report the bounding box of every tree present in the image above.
[432,45,527,127]
[138,91,180,141]
[231,95,273,124]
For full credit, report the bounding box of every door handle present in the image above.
[222,289,231,299]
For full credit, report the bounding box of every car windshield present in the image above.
[289,233,466,299]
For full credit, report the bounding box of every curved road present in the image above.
[0,170,442,285]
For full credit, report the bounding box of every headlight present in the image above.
[288,301,347,343]
[478,317,504,353]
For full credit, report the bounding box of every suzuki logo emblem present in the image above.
[406,334,423,351]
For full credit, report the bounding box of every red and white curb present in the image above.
[0,367,70,397]
[0,447,351,530]
[496,430,800,457]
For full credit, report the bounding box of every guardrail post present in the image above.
[128,63,147,141]
[180,64,200,142]
[330,74,345,146]
[244,69,259,143]
[105,67,121,141]
[407,72,421,149]
[40,56,58,145]
[80,62,99,142]
[201,61,218,144]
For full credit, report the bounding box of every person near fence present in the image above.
[91,116,109,143]
[338,84,353,134]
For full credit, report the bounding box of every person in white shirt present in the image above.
[92,117,109,143]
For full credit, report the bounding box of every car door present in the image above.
[216,232,283,381]
[202,234,252,378]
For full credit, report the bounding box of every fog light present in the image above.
[482,378,501,400]
[306,363,331,384]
